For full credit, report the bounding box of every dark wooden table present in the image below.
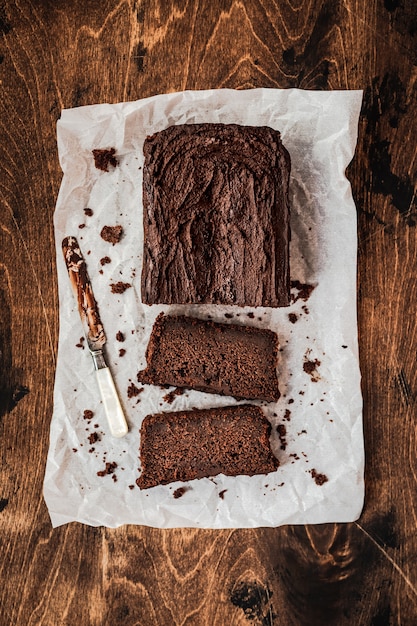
[1,1,417,624]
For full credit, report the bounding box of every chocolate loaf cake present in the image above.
[141,123,291,307]
[137,313,280,402]
[137,404,279,489]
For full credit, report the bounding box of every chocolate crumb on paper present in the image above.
[288,312,298,324]
[303,353,321,382]
[116,331,125,342]
[92,147,118,172]
[219,489,227,500]
[127,382,143,399]
[311,469,328,485]
[119,348,126,357]
[88,432,100,445]
[100,225,123,245]
[173,486,191,498]
[84,207,93,216]
[276,424,287,450]
[100,256,111,266]
[83,409,94,421]
[163,387,184,404]
[110,281,131,294]
[97,461,117,477]
[291,280,316,304]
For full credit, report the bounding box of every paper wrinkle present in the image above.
[44,88,364,528]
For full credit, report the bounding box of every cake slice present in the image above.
[137,313,280,402]
[141,123,291,307]
[136,404,279,489]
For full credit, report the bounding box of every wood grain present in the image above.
[1,0,417,624]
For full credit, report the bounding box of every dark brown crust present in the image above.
[141,123,291,307]
[137,404,279,489]
[137,313,280,402]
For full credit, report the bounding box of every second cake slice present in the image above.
[137,313,280,402]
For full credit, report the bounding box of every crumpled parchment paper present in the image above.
[44,88,364,528]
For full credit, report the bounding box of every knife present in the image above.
[62,236,128,438]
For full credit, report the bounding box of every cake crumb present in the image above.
[97,461,117,477]
[128,484,135,490]
[116,331,125,342]
[127,382,144,398]
[100,225,123,245]
[173,487,189,499]
[88,432,100,445]
[219,489,227,499]
[277,424,287,450]
[303,355,321,382]
[84,208,93,216]
[119,348,126,357]
[83,409,94,421]
[311,469,328,486]
[163,387,184,404]
[100,256,111,266]
[291,280,316,303]
[92,147,118,172]
[110,281,131,294]
[288,312,298,324]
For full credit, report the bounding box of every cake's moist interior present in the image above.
[138,314,280,402]
[137,405,279,489]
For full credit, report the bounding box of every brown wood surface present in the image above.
[1,1,417,624]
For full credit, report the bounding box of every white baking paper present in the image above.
[44,88,364,528]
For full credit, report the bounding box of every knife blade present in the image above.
[62,236,128,438]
